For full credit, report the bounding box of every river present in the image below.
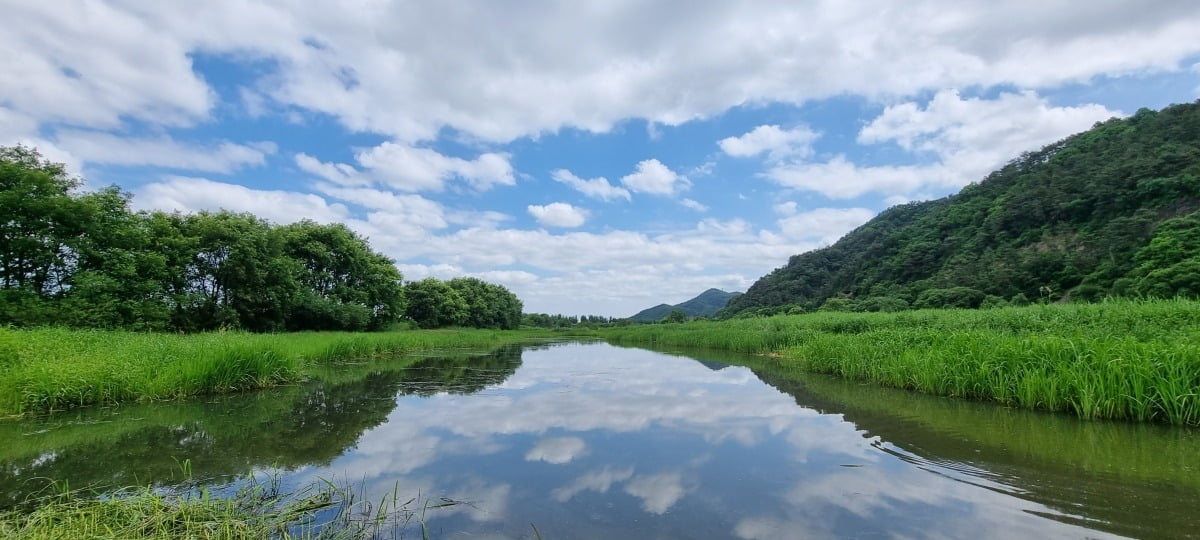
[2,341,1197,538]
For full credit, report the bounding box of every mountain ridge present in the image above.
[724,101,1200,316]
[630,288,742,321]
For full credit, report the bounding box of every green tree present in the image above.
[447,277,523,329]
[403,278,468,328]
[661,308,687,323]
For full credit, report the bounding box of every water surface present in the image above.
[3,342,1198,538]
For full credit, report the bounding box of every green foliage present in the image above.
[661,308,688,323]
[402,278,468,328]
[447,277,523,329]
[914,287,986,309]
[0,326,544,416]
[818,297,858,312]
[596,300,1200,425]
[725,101,1200,316]
[0,146,523,333]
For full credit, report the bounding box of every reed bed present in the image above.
[598,300,1200,425]
[0,327,545,417]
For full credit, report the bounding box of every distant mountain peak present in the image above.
[629,289,742,321]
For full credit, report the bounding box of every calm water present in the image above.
[3,341,1199,538]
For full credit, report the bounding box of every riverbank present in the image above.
[0,327,552,417]
[596,300,1200,425]
[0,474,438,539]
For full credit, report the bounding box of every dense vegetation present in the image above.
[597,300,1200,425]
[725,101,1200,316]
[629,288,742,322]
[0,146,522,332]
[0,326,543,416]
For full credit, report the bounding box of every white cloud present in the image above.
[525,437,587,464]
[775,207,876,244]
[527,202,588,228]
[55,131,274,173]
[295,153,371,187]
[680,198,708,212]
[765,90,1120,199]
[719,124,818,161]
[132,176,349,224]
[773,201,799,216]
[3,2,1198,146]
[624,472,689,514]
[295,143,514,192]
[315,185,448,230]
[620,159,689,195]
[356,142,514,192]
[551,169,631,201]
[551,466,635,502]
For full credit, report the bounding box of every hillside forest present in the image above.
[724,101,1200,317]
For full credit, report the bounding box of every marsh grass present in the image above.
[0,473,452,540]
[0,328,546,417]
[597,300,1200,425]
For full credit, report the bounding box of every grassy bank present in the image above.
[0,327,549,417]
[0,474,441,540]
[596,300,1200,425]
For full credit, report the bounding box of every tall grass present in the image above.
[0,328,548,417]
[596,299,1200,425]
[0,473,449,539]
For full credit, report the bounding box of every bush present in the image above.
[914,287,986,309]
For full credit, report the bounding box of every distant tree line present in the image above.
[521,313,629,329]
[0,146,522,332]
[724,101,1200,317]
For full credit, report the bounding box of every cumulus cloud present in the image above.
[11,2,1196,145]
[775,207,877,244]
[525,437,587,464]
[620,159,689,195]
[719,124,818,161]
[55,131,274,173]
[680,198,708,212]
[551,169,631,201]
[764,90,1120,199]
[294,143,514,192]
[527,202,588,228]
[624,472,689,514]
[132,176,349,224]
[356,143,515,192]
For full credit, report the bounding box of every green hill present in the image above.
[630,288,742,321]
[724,101,1200,316]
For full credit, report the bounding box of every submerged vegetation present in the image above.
[0,327,545,417]
[598,299,1200,425]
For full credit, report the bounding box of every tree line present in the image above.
[0,146,522,332]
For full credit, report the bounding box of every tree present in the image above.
[661,308,687,323]
[447,277,522,330]
[278,221,405,331]
[403,278,468,329]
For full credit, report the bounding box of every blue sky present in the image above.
[3,2,1199,316]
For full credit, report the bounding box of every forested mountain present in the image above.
[631,288,742,321]
[724,101,1200,316]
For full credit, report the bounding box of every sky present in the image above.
[3,2,1199,316]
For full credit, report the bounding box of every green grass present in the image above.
[0,327,551,417]
[596,299,1200,425]
[0,474,446,540]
